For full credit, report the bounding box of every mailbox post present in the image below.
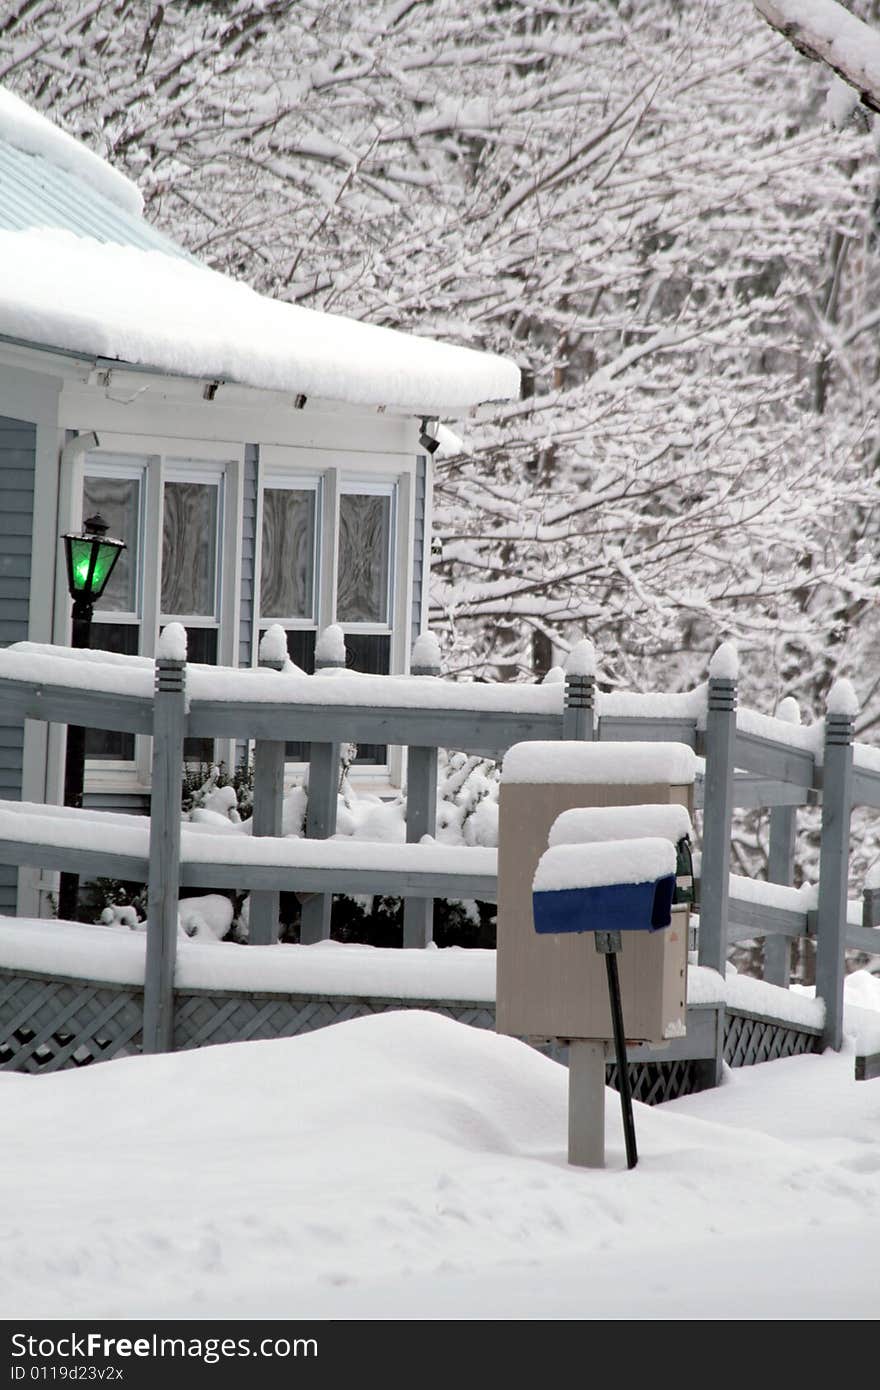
[533,837,678,1169]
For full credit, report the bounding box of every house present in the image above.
[0,86,520,917]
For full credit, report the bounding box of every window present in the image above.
[81,450,231,770]
[162,471,223,762]
[257,472,397,767]
[83,473,140,614]
[162,480,219,619]
[83,461,143,761]
[338,481,394,684]
[260,487,316,621]
[337,491,391,624]
[337,488,393,764]
[257,478,319,760]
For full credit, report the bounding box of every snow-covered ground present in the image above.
[2,974,878,1321]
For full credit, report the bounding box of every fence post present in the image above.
[816,680,857,1051]
[562,639,595,741]
[765,806,796,987]
[403,634,441,948]
[764,696,800,988]
[300,625,344,945]
[699,645,738,976]
[143,632,186,1055]
[249,630,286,945]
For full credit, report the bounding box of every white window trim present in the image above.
[337,477,397,633]
[254,457,407,785]
[81,454,147,623]
[160,468,225,628]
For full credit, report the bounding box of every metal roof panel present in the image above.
[0,140,192,261]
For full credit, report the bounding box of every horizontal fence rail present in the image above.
[187,699,561,756]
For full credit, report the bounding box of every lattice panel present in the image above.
[605,1059,708,1105]
[0,970,143,1073]
[0,963,820,1098]
[724,1010,822,1068]
[173,991,496,1051]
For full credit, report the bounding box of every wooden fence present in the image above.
[0,632,877,1064]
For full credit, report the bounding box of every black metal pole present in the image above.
[58,598,92,921]
[605,948,638,1169]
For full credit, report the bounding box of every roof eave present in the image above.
[0,332,516,420]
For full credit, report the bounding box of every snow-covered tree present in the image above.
[4,0,880,733]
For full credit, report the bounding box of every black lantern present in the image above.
[62,514,126,633]
[58,514,125,921]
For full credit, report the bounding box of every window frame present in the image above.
[82,455,147,625]
[77,436,243,791]
[336,476,397,636]
[81,452,151,776]
[160,463,226,630]
[254,457,404,784]
[74,434,412,793]
[254,469,322,638]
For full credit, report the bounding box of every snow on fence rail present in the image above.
[0,631,878,1058]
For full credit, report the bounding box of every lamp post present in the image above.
[58,514,126,921]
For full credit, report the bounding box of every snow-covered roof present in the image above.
[0,139,191,260]
[0,86,520,414]
[0,86,143,217]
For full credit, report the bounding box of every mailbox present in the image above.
[532,838,677,937]
[531,835,680,1171]
[496,741,694,1046]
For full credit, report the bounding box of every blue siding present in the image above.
[239,443,258,669]
[235,444,259,771]
[411,454,427,648]
[0,415,36,914]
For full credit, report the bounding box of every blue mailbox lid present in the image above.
[533,875,675,935]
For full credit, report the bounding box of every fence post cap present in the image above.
[708,640,739,681]
[315,624,347,669]
[156,622,187,664]
[564,638,595,678]
[826,677,859,719]
[775,695,801,724]
[259,624,289,670]
[411,630,442,675]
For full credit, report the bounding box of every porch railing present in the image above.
[0,630,877,1055]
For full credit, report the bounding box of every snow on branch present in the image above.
[753,0,880,112]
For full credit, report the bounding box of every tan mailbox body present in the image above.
[496,742,694,1045]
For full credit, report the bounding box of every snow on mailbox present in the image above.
[547,802,694,913]
[496,742,694,1048]
[532,837,677,937]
